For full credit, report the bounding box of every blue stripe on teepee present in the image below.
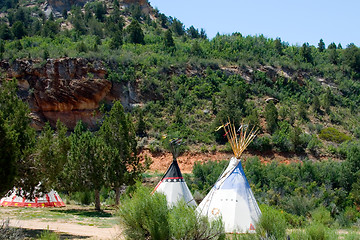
[221,161,251,196]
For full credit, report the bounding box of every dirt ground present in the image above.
[1,206,122,239]
[141,149,307,174]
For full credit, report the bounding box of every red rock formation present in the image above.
[0,58,111,130]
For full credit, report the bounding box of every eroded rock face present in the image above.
[47,0,88,13]
[0,58,111,130]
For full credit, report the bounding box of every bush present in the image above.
[118,184,225,240]
[0,219,24,240]
[311,206,333,226]
[37,229,60,240]
[305,222,338,240]
[169,201,225,240]
[319,127,351,143]
[190,160,228,195]
[256,205,287,240]
[119,184,170,240]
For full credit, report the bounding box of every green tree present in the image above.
[163,29,175,49]
[322,88,332,114]
[127,19,145,44]
[318,39,325,52]
[300,42,313,63]
[0,79,35,195]
[67,121,111,210]
[343,43,360,74]
[34,121,70,191]
[328,42,337,50]
[110,30,123,49]
[328,48,338,64]
[274,37,283,55]
[98,101,149,204]
[187,25,199,38]
[94,2,107,22]
[171,18,184,36]
[42,19,59,38]
[136,109,146,137]
[0,40,4,58]
[312,95,321,113]
[265,101,278,134]
[0,23,13,40]
[12,21,26,39]
[298,101,308,120]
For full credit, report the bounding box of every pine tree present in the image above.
[67,121,111,210]
[98,101,148,205]
[127,19,145,44]
[312,95,321,113]
[318,39,325,52]
[274,37,282,55]
[265,101,278,134]
[164,29,175,50]
[110,30,123,49]
[0,79,35,195]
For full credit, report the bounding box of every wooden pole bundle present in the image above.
[221,121,257,159]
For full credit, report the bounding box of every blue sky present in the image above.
[149,0,359,48]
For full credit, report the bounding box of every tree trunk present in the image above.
[115,187,121,205]
[95,189,101,211]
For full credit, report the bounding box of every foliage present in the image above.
[66,121,111,210]
[319,127,351,143]
[127,19,145,44]
[256,205,287,240]
[264,101,278,134]
[0,219,24,240]
[189,160,228,195]
[98,101,150,204]
[0,79,35,195]
[118,184,225,240]
[37,229,60,240]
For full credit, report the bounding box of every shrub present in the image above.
[169,201,225,240]
[319,127,351,143]
[118,184,170,240]
[311,206,333,226]
[305,222,338,240]
[248,135,272,152]
[190,160,228,195]
[0,219,24,240]
[256,205,287,240]
[118,184,225,240]
[37,229,60,240]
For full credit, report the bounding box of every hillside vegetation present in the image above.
[1,0,360,238]
[1,0,360,158]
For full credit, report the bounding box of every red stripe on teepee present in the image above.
[163,177,183,180]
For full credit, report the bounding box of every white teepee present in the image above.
[153,138,196,207]
[0,188,65,208]
[197,122,261,233]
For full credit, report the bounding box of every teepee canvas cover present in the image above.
[0,188,65,207]
[153,159,196,207]
[153,138,196,207]
[197,123,261,233]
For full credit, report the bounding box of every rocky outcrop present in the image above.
[0,58,116,130]
[45,0,152,17]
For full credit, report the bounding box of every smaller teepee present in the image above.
[197,122,261,233]
[0,188,65,208]
[153,138,196,207]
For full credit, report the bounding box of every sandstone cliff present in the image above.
[0,58,139,130]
